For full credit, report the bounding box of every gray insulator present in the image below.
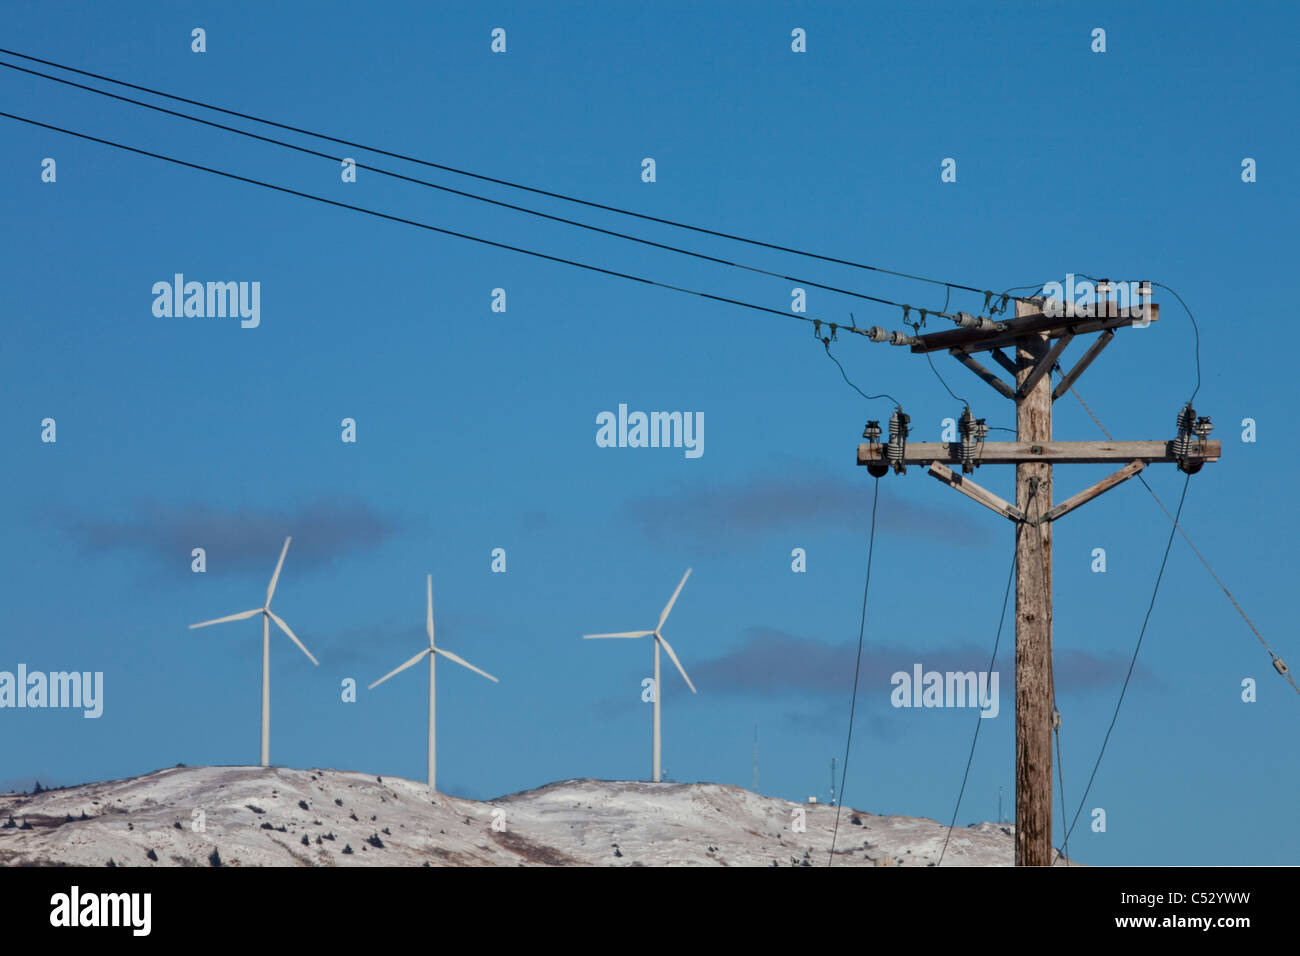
[888,410,910,442]
[886,409,910,471]
[958,407,975,438]
[960,437,978,473]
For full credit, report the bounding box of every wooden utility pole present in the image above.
[1014,299,1054,867]
[856,286,1219,866]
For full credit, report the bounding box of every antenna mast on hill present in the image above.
[752,722,759,792]
[857,284,1218,865]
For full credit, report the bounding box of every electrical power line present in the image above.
[1152,282,1203,404]
[1053,719,1068,866]
[0,109,880,337]
[828,475,881,866]
[0,45,1022,307]
[936,495,1027,867]
[1065,382,1297,697]
[906,288,970,408]
[1056,472,1192,860]
[0,58,948,320]
[823,340,901,407]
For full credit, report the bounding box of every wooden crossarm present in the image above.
[859,439,1220,467]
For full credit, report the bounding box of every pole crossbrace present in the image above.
[1017,332,1074,399]
[990,347,1018,376]
[927,461,1026,522]
[1036,460,1146,525]
[1053,329,1114,401]
[950,348,1016,400]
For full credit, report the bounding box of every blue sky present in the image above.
[1,1,1295,865]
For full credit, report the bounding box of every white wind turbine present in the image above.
[584,568,696,783]
[189,536,318,767]
[368,575,498,795]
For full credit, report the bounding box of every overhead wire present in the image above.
[1152,282,1202,404]
[829,475,882,866]
[823,343,901,408]
[0,46,1023,308]
[1055,472,1192,861]
[0,46,1029,306]
[0,110,888,338]
[936,492,1028,866]
[1053,721,1068,866]
[0,76,1010,410]
[908,287,970,408]
[0,57,953,320]
[1065,383,1298,697]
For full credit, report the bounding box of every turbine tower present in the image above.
[584,568,697,783]
[189,536,318,767]
[368,575,498,796]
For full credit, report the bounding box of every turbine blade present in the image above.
[189,608,261,629]
[655,632,697,694]
[266,536,292,606]
[368,647,431,690]
[583,631,654,639]
[426,574,435,646]
[657,569,692,630]
[268,609,318,666]
[433,646,499,683]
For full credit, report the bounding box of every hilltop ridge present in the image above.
[0,765,1027,867]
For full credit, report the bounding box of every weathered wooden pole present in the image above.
[1014,298,1053,866]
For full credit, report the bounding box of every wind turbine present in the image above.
[368,575,498,795]
[584,568,696,783]
[189,536,318,767]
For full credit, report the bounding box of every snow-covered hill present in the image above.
[0,766,1027,866]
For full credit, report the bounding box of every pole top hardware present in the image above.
[1174,402,1214,474]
